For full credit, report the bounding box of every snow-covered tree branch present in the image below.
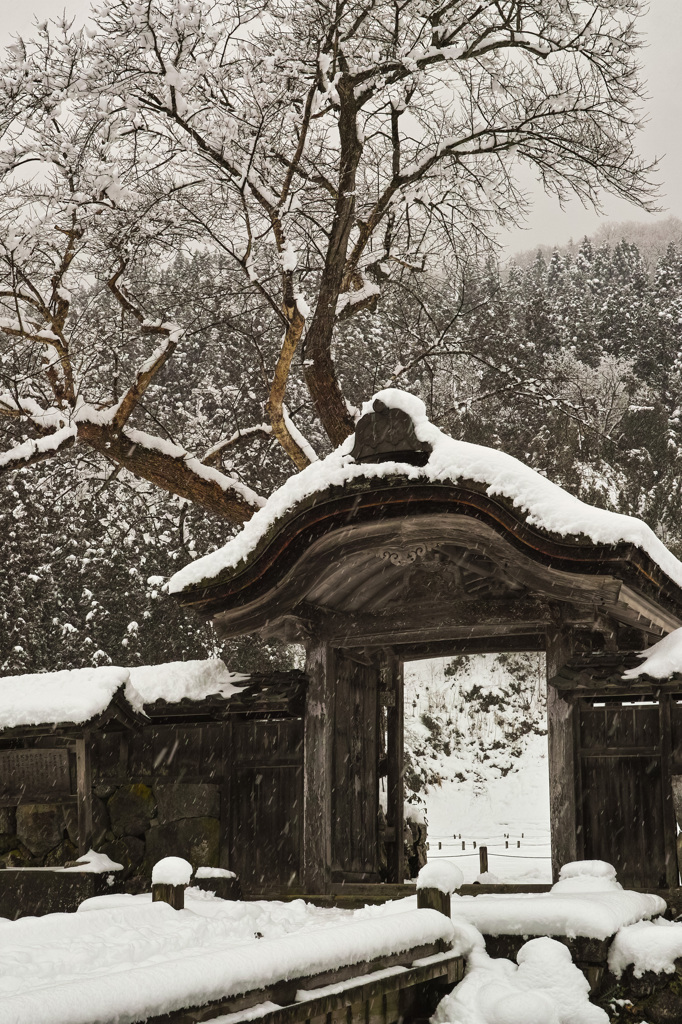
[0,0,657,522]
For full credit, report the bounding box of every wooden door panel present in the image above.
[230,765,302,889]
[332,653,380,879]
[581,755,666,888]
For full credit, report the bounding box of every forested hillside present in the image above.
[3,223,682,672]
[404,653,546,799]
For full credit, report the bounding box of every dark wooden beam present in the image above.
[396,634,547,660]
[330,619,553,649]
[76,733,93,857]
[659,694,679,888]
[296,596,560,646]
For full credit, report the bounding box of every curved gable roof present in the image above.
[169,391,682,641]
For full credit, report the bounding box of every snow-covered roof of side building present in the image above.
[550,626,682,693]
[168,389,682,597]
[0,659,246,729]
[0,666,131,729]
[622,626,682,680]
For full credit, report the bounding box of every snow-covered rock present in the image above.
[559,860,618,882]
[609,918,682,978]
[434,936,607,1024]
[552,861,621,894]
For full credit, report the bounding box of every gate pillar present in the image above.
[547,629,578,881]
[303,641,334,892]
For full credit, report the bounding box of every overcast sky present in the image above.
[4,2,680,256]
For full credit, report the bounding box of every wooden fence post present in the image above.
[479,846,488,875]
[417,887,451,918]
[152,882,186,910]
[151,857,192,910]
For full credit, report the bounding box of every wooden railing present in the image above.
[143,944,464,1024]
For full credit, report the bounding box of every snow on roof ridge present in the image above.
[0,659,247,728]
[127,658,248,706]
[168,387,682,595]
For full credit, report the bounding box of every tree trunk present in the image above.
[302,78,362,448]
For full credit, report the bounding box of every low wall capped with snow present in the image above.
[0,659,247,729]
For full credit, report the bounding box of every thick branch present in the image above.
[302,76,361,446]
[266,307,314,469]
[0,409,263,523]
[77,421,262,522]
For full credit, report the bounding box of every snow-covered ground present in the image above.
[404,654,551,883]
[1,869,670,1024]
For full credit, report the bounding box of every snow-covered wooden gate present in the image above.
[171,390,682,894]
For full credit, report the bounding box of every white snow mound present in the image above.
[450,884,665,940]
[559,860,617,880]
[417,860,464,894]
[609,918,682,978]
[152,857,193,886]
[64,850,123,873]
[433,936,607,1024]
[0,900,454,1024]
[623,626,682,680]
[195,867,237,879]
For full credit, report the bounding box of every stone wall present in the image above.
[97,781,221,883]
[0,803,80,867]
[0,781,221,880]
[597,961,682,1023]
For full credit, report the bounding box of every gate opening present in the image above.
[402,652,550,884]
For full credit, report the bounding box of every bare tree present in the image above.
[0,0,656,523]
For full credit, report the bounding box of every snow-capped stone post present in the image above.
[417,862,463,918]
[151,857,192,910]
